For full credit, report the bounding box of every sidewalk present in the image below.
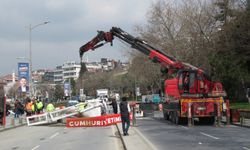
[0,115,26,132]
[116,122,157,150]
[231,118,250,128]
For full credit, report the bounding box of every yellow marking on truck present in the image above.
[180,97,223,103]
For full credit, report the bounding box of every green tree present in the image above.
[54,84,64,100]
[127,53,162,95]
[211,0,250,101]
[132,0,218,95]
[70,78,77,96]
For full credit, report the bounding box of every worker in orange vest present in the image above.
[25,98,33,116]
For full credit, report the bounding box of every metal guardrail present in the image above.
[139,103,159,111]
[238,109,250,126]
[230,109,250,127]
[239,109,250,119]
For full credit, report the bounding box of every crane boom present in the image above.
[79,27,189,73]
[79,27,226,99]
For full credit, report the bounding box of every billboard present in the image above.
[18,62,29,93]
[64,82,71,97]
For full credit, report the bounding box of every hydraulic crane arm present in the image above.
[79,27,226,98]
[79,31,113,59]
[80,27,184,72]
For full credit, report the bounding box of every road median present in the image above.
[116,122,157,150]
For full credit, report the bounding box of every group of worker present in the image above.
[20,95,130,135]
[24,97,55,116]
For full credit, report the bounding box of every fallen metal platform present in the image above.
[26,101,103,126]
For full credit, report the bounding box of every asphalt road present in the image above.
[136,117,250,150]
[2,114,250,150]
[0,124,123,150]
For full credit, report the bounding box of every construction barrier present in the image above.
[66,114,133,128]
[26,113,50,126]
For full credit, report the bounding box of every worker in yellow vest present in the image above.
[77,102,87,112]
[31,99,37,115]
[36,100,44,114]
[46,102,55,112]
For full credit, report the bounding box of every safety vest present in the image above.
[36,101,43,110]
[26,102,32,111]
[46,103,55,112]
[78,102,87,111]
[32,103,35,112]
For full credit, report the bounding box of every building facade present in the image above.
[62,61,81,82]
[54,66,63,84]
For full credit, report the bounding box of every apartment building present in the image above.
[62,61,81,82]
[54,66,63,84]
[51,59,128,84]
[85,62,102,73]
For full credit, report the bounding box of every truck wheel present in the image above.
[208,117,215,125]
[179,117,187,125]
[199,117,215,125]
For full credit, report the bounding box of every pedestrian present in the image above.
[6,102,11,116]
[25,98,33,116]
[46,102,55,112]
[109,98,118,114]
[100,99,108,115]
[183,72,190,93]
[119,97,131,136]
[18,101,24,116]
[36,100,44,114]
[14,99,21,118]
[78,101,87,111]
[31,99,38,115]
[247,88,250,103]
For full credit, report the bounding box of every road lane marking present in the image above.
[200,132,220,140]
[49,132,59,139]
[31,145,40,150]
[133,127,158,150]
[243,147,250,150]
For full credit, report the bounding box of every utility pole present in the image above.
[28,21,50,97]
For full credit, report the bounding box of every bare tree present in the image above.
[127,52,161,94]
[135,0,218,74]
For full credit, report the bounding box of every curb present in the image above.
[231,123,250,128]
[115,123,127,150]
[0,117,27,132]
[0,124,26,133]
[221,121,250,128]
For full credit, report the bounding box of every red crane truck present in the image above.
[79,27,229,125]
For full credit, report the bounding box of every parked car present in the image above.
[67,100,79,107]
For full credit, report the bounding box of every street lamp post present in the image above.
[29,21,50,97]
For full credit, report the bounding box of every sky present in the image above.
[0,0,154,76]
